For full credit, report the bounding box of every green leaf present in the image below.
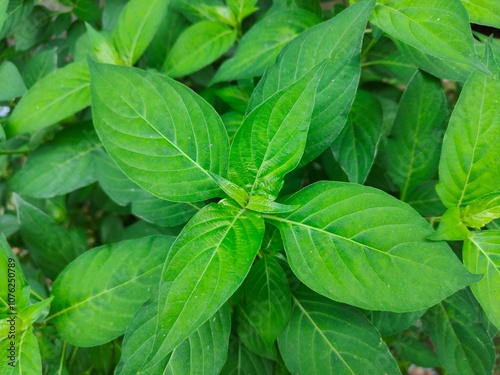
[422,288,495,375]
[227,0,258,22]
[368,310,425,336]
[9,125,102,199]
[331,90,383,184]
[229,64,323,202]
[278,286,401,375]
[19,297,53,329]
[394,39,472,82]
[0,0,7,31]
[49,235,174,347]
[0,234,30,317]
[462,0,500,28]
[211,9,320,83]
[238,257,291,347]
[0,215,19,237]
[370,0,487,74]
[463,231,500,329]
[112,0,170,65]
[404,181,446,217]
[248,0,375,166]
[123,303,231,375]
[162,20,236,78]
[246,196,298,214]
[461,193,500,229]
[0,326,42,375]
[132,201,264,371]
[0,0,34,40]
[89,62,230,202]
[85,23,123,65]
[95,152,202,226]
[235,307,277,359]
[0,61,27,101]
[386,71,447,201]
[16,196,86,279]
[436,46,500,208]
[265,181,480,312]
[6,63,90,137]
[390,329,440,368]
[22,48,58,88]
[221,338,273,375]
[428,207,470,241]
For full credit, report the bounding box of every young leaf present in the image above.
[227,0,258,22]
[461,0,500,28]
[16,196,86,280]
[211,9,320,83]
[6,63,90,137]
[369,0,487,74]
[386,71,447,201]
[428,207,470,241]
[248,0,375,166]
[330,90,383,184]
[229,64,323,202]
[265,181,480,312]
[461,193,500,229]
[436,46,500,208]
[422,288,495,375]
[162,20,237,78]
[221,338,273,375]
[85,23,123,65]
[0,61,27,101]
[9,124,102,199]
[126,201,264,371]
[278,286,401,375]
[0,326,41,375]
[49,235,174,347]
[238,257,291,347]
[463,231,500,329]
[112,0,170,65]
[89,62,230,202]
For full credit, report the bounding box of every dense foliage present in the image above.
[0,0,499,373]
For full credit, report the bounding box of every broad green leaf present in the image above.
[162,20,237,78]
[49,235,174,347]
[462,0,500,28]
[422,289,495,375]
[0,0,7,31]
[123,303,231,375]
[221,338,273,375]
[0,0,33,40]
[6,63,90,137]
[22,48,58,88]
[266,181,480,312]
[331,90,383,184]
[248,0,375,166]
[137,201,264,370]
[368,310,425,336]
[436,46,500,208]
[9,125,102,199]
[16,196,86,279]
[102,0,127,31]
[404,181,446,217]
[278,286,401,375]
[463,231,500,329]
[461,193,500,229]
[0,326,41,375]
[89,62,230,202]
[0,235,30,317]
[394,39,472,82]
[428,207,470,241]
[112,0,170,65]
[95,152,202,226]
[227,0,258,22]
[369,0,486,74]
[387,71,447,200]
[238,257,291,348]
[0,61,26,101]
[211,10,320,83]
[229,64,323,202]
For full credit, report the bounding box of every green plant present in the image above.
[1,0,499,373]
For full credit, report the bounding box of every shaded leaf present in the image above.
[221,338,273,375]
[0,61,27,101]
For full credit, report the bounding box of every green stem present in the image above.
[0,146,31,155]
